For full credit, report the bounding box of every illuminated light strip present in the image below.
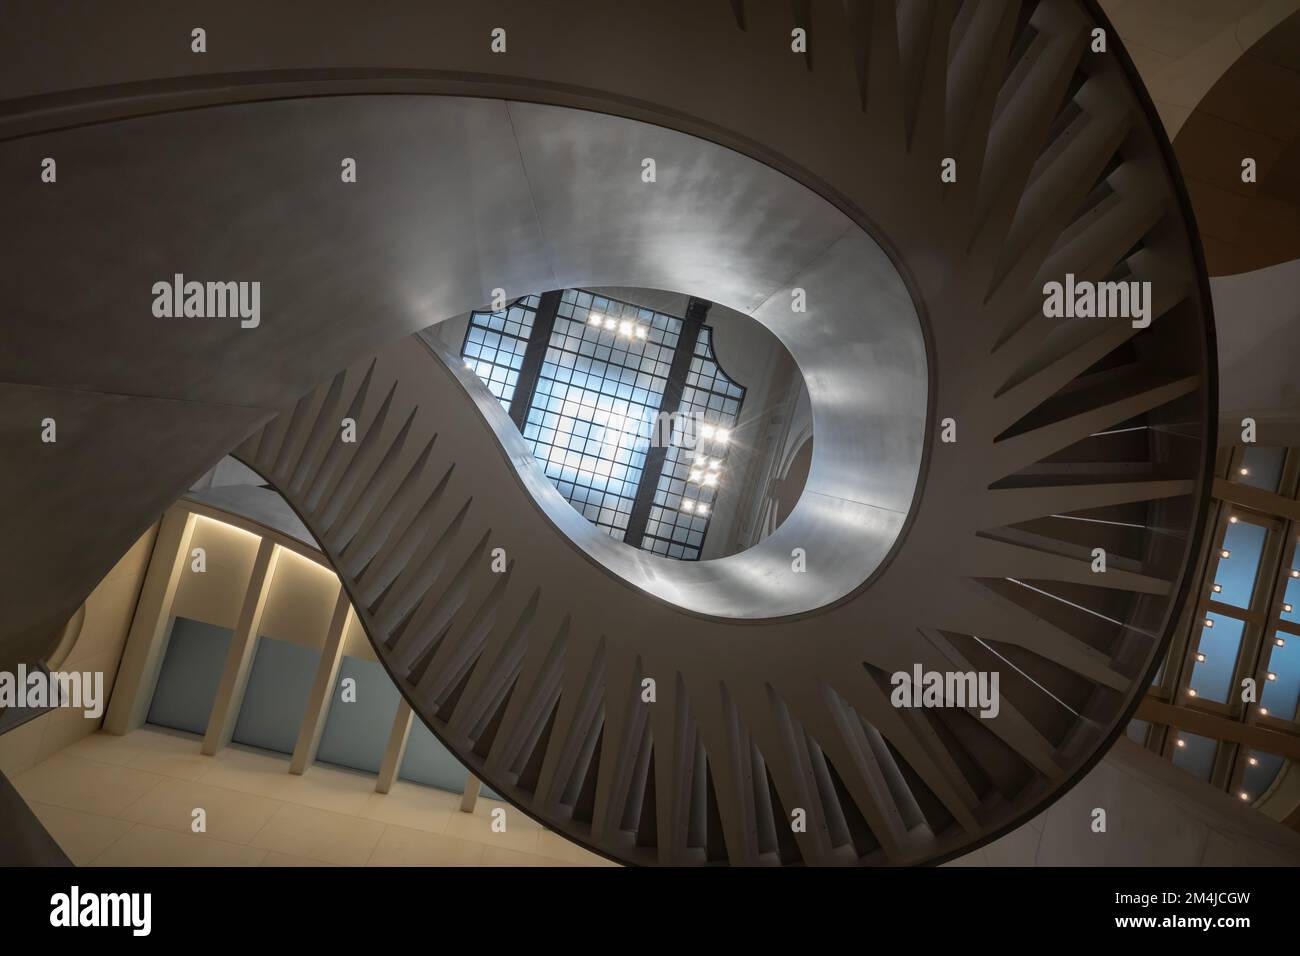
[1089,425,1149,437]
[970,634,1080,717]
[1005,577,1157,636]
[1049,514,1147,530]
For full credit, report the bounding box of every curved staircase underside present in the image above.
[2,0,1215,864]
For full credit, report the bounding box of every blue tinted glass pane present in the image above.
[1125,719,1149,745]
[1261,631,1300,722]
[1171,732,1217,782]
[316,656,402,774]
[1214,521,1267,608]
[232,636,320,755]
[1188,612,1245,702]
[147,617,232,735]
[1283,576,1300,624]
[1238,446,1286,492]
[1241,751,1285,802]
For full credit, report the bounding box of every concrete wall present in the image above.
[258,548,339,652]
[171,518,261,631]
[0,525,158,779]
[949,738,1300,866]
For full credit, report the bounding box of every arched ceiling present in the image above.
[1173,10,1300,276]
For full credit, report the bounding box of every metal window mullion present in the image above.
[507,290,561,432]
[623,297,710,549]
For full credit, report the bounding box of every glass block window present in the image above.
[1188,611,1245,703]
[461,295,540,412]
[1262,630,1300,722]
[460,290,746,558]
[523,290,681,540]
[641,326,746,560]
[1213,519,1268,609]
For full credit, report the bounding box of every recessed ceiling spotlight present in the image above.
[1285,603,1293,613]
[1249,757,1259,766]
[1277,638,1286,648]
[1291,569,1299,578]
[1267,672,1277,681]
[1195,653,1205,662]
[1204,618,1214,628]
[1260,707,1269,716]
[1240,468,1250,476]
[1222,549,1231,559]
[1175,738,1186,748]
[1212,584,1222,593]
[1229,516,1239,524]
[1187,688,1198,697]
[1239,792,1250,801]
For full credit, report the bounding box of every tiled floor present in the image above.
[12,727,618,867]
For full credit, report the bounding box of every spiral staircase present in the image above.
[1,0,1215,865]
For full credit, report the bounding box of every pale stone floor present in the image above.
[12,727,618,867]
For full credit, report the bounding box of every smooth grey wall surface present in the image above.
[146,617,232,735]
[232,635,319,756]
[315,656,400,775]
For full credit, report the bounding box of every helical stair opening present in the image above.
[2,0,1215,866]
